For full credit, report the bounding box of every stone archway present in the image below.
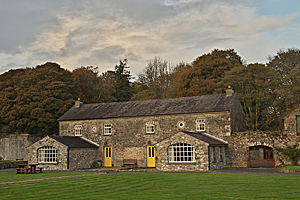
[247,145,275,168]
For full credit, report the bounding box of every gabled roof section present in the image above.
[58,93,238,121]
[48,136,99,148]
[182,131,228,145]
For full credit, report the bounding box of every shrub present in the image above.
[275,144,300,165]
[91,160,101,168]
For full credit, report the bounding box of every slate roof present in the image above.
[182,131,228,145]
[48,136,99,148]
[58,93,237,121]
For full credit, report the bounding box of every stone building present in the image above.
[27,136,98,170]
[27,87,248,171]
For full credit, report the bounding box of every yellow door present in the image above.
[147,146,155,167]
[104,146,112,167]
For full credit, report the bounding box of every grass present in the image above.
[0,172,98,184]
[0,172,299,199]
[281,165,300,170]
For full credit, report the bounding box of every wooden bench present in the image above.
[16,168,29,174]
[123,159,137,168]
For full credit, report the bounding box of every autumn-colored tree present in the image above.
[0,62,75,135]
[218,63,280,130]
[176,49,244,97]
[267,48,300,115]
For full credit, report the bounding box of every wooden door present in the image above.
[147,145,155,167]
[104,146,112,167]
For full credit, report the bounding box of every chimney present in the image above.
[226,86,234,96]
[75,98,83,107]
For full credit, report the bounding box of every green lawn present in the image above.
[282,165,300,171]
[0,172,299,199]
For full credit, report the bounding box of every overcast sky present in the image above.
[0,0,299,76]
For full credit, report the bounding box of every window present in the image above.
[104,124,112,135]
[219,147,225,162]
[146,122,155,133]
[297,116,300,134]
[91,126,97,132]
[196,119,205,131]
[178,121,185,128]
[38,146,57,163]
[74,125,82,136]
[168,143,195,163]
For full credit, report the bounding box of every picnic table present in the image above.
[16,163,43,174]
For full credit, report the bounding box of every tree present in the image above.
[267,48,300,115]
[131,57,188,100]
[218,63,280,131]
[0,62,75,135]
[176,49,244,97]
[106,59,134,102]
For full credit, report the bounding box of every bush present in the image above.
[91,160,102,168]
[275,144,300,165]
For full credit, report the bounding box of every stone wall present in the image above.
[225,132,300,167]
[0,134,43,161]
[59,111,233,167]
[112,147,145,167]
[282,107,300,136]
[27,136,69,170]
[69,148,98,170]
[155,132,210,171]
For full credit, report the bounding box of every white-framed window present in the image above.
[196,119,205,131]
[38,146,57,163]
[74,125,82,136]
[146,122,155,133]
[168,143,195,163]
[104,124,112,135]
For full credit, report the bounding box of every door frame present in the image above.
[147,145,156,167]
[104,146,112,167]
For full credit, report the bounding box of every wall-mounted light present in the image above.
[104,142,108,146]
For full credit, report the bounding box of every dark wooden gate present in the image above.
[247,147,275,168]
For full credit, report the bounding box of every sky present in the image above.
[0,0,299,77]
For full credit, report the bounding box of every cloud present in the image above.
[0,0,299,76]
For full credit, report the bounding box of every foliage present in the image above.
[267,48,300,116]
[106,59,134,102]
[176,49,244,97]
[218,63,280,130]
[132,57,187,100]
[91,160,101,168]
[275,144,300,165]
[0,63,75,135]
[0,173,299,199]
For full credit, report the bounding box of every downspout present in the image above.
[67,148,70,170]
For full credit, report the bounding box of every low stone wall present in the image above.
[225,132,300,168]
[0,161,28,169]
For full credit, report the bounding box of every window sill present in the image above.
[168,162,196,164]
[38,162,58,165]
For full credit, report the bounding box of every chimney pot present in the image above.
[75,98,83,107]
[226,86,234,96]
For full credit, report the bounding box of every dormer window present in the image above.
[74,125,82,136]
[196,119,205,132]
[146,122,155,134]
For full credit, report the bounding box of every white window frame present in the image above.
[104,124,112,135]
[196,119,205,131]
[74,125,82,136]
[168,143,195,163]
[38,146,57,163]
[146,122,155,134]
